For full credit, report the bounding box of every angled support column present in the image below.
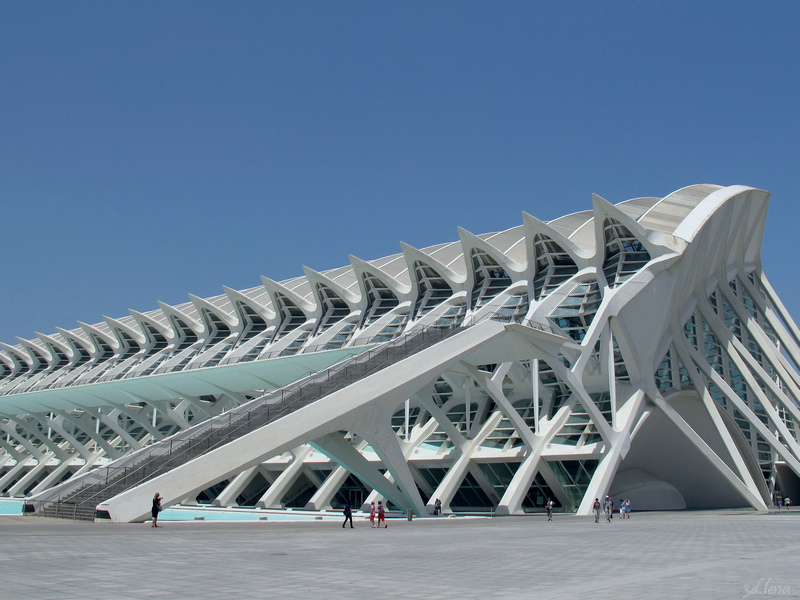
[428,412,503,514]
[576,390,647,515]
[7,453,57,497]
[495,405,572,514]
[311,431,425,514]
[51,411,120,459]
[28,452,105,496]
[652,393,767,510]
[682,327,800,471]
[213,465,260,507]
[256,446,313,508]
[305,465,351,511]
[672,334,768,504]
[305,440,371,510]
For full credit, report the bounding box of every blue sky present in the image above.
[1,2,799,344]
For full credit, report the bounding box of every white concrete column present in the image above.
[533,358,540,435]
[577,391,647,515]
[255,446,313,508]
[652,393,767,510]
[427,412,502,513]
[495,406,572,514]
[304,465,351,511]
[214,465,261,507]
[608,323,617,430]
[311,432,418,513]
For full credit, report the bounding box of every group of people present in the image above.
[342,500,387,528]
[776,496,792,510]
[592,496,631,523]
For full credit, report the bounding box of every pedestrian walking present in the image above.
[619,499,625,520]
[378,500,387,528]
[604,496,613,523]
[786,497,792,511]
[625,498,631,519]
[151,492,162,528]
[546,498,554,521]
[434,498,442,516]
[369,501,376,528]
[593,498,601,523]
[342,500,354,528]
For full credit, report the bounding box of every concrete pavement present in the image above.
[0,510,798,599]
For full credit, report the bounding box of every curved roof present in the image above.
[2,184,750,354]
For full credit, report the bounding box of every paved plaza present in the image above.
[0,510,798,599]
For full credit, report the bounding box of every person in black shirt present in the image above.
[151,492,162,528]
[342,500,354,528]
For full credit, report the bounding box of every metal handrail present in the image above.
[28,321,468,516]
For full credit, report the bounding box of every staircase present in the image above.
[28,324,466,521]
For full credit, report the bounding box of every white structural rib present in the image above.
[9,184,800,523]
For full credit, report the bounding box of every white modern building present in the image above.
[4,184,799,522]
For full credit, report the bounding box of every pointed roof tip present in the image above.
[522,211,545,226]
[156,300,196,319]
[260,275,315,306]
[456,226,482,244]
[348,254,372,270]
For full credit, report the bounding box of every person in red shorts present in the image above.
[377,500,387,528]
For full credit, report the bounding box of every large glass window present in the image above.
[361,273,399,326]
[602,218,650,288]
[142,323,168,358]
[548,281,602,342]
[235,302,267,346]
[314,284,351,334]
[200,309,231,346]
[432,304,465,329]
[549,459,599,507]
[169,316,198,351]
[413,261,453,317]
[321,323,356,350]
[655,351,673,390]
[521,472,562,511]
[449,471,494,511]
[280,330,311,356]
[491,293,529,324]
[470,249,512,309]
[532,234,578,300]
[371,314,408,342]
[272,294,307,341]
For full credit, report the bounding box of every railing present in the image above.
[26,321,470,520]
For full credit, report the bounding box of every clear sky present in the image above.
[1,2,799,345]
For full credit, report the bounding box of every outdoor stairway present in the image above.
[29,324,465,521]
